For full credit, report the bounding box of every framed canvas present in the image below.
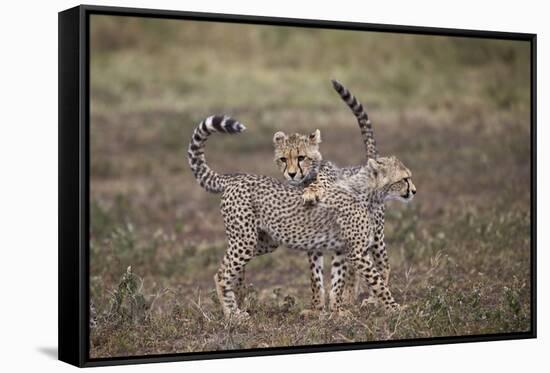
[58,4,537,367]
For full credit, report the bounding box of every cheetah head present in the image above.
[367,156,416,202]
[273,130,322,182]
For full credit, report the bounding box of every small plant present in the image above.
[90,300,98,329]
[106,266,151,324]
[503,286,522,318]
[241,284,259,313]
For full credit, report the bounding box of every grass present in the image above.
[88,15,532,358]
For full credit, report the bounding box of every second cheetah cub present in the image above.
[273,130,325,205]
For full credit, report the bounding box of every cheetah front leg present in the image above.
[301,162,328,205]
[354,209,390,306]
[347,248,399,312]
[233,230,279,304]
[342,256,359,304]
[370,207,390,286]
[307,251,325,311]
[328,251,349,312]
[338,215,399,313]
[355,227,390,307]
[370,233,390,284]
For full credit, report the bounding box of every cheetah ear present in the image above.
[273,131,287,145]
[309,129,321,145]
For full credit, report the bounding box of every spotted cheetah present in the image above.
[273,80,394,310]
[187,115,416,319]
[272,130,327,310]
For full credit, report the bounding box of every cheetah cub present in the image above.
[274,79,379,208]
[272,80,401,310]
[188,115,416,319]
[272,132,346,311]
[273,130,325,205]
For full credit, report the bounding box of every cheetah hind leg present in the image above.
[214,272,250,321]
[214,246,253,320]
[307,250,325,311]
[347,251,400,313]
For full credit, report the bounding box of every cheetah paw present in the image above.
[300,309,322,319]
[329,309,353,319]
[385,303,401,313]
[359,296,377,309]
[228,309,250,322]
[302,188,323,205]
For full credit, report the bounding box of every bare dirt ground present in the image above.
[88,16,532,358]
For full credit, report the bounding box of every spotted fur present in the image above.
[187,115,416,319]
[272,80,408,309]
[331,79,378,160]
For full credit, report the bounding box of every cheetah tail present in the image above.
[331,79,378,160]
[187,115,246,193]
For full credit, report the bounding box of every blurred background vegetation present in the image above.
[89,15,531,358]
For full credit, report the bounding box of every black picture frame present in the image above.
[59,4,537,367]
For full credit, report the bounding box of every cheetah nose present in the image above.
[412,189,416,195]
[288,172,297,179]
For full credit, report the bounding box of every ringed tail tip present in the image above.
[203,115,247,134]
[331,79,343,91]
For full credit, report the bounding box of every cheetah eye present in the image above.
[297,156,305,162]
[279,157,287,163]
